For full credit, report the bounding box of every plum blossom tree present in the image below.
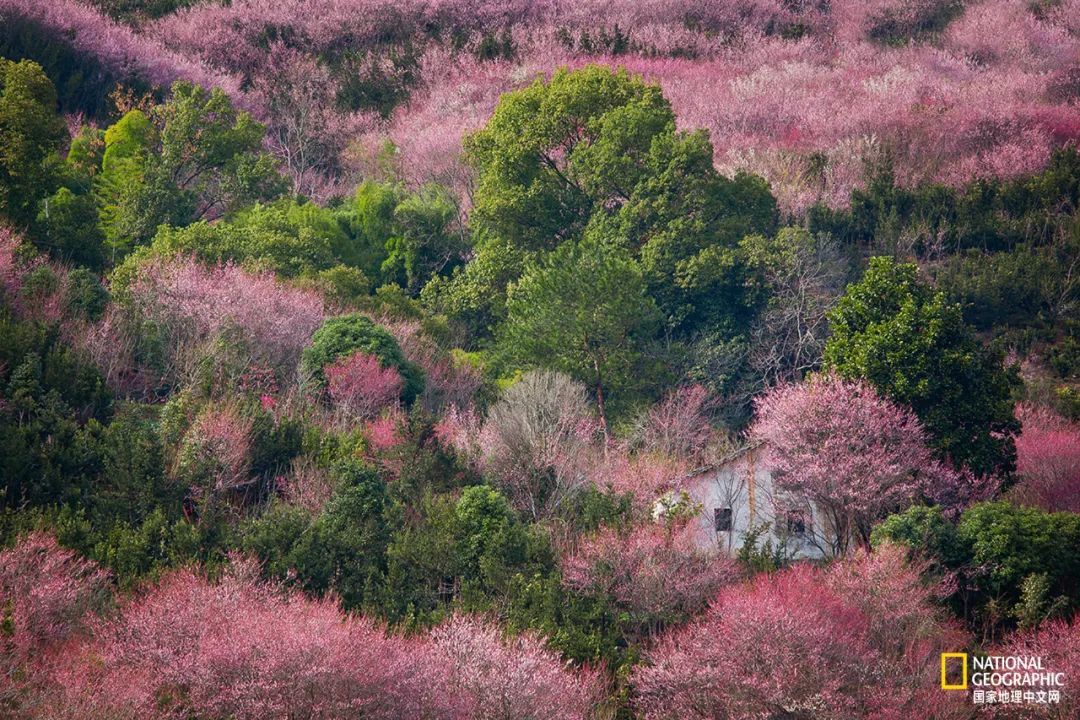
[633,546,969,720]
[561,523,739,635]
[635,384,716,464]
[0,533,110,711]
[1010,404,1080,513]
[254,44,363,198]
[989,617,1079,720]
[431,615,602,720]
[750,374,966,555]
[324,351,403,421]
[110,254,325,394]
[175,403,255,520]
[61,557,464,720]
[478,370,601,521]
[0,227,30,305]
[587,451,689,514]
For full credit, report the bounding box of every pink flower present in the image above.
[750,374,962,554]
[324,351,403,420]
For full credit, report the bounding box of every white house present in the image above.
[661,442,828,560]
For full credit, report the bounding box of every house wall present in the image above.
[681,446,827,560]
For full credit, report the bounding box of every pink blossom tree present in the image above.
[478,370,601,521]
[275,456,335,515]
[1010,404,1080,513]
[561,523,739,636]
[376,316,483,415]
[431,615,602,720]
[61,557,464,720]
[0,533,110,712]
[633,546,969,720]
[324,350,403,421]
[107,255,325,395]
[0,0,246,102]
[175,403,255,520]
[750,374,961,555]
[586,452,689,514]
[635,384,716,464]
[0,226,25,302]
[989,617,1079,720]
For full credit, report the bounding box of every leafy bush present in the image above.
[300,312,424,403]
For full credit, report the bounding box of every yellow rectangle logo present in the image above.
[941,653,968,690]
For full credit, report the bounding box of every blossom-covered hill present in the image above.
[4,0,1079,210]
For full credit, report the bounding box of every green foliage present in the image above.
[824,256,1019,476]
[314,264,371,305]
[500,234,662,423]
[875,502,1080,635]
[88,0,200,22]
[736,522,791,574]
[0,312,112,509]
[151,214,332,277]
[618,133,776,333]
[808,148,1080,254]
[242,460,391,609]
[85,407,178,526]
[94,85,285,261]
[332,181,467,293]
[329,45,421,118]
[301,313,424,403]
[421,232,528,343]
[35,187,106,268]
[296,462,394,608]
[0,58,65,227]
[340,180,399,277]
[381,183,465,294]
[463,64,776,346]
[466,65,674,252]
[380,484,551,625]
[870,505,967,568]
[63,268,110,321]
[934,235,1079,342]
[866,0,964,45]
[956,502,1080,612]
[505,571,636,674]
[90,508,201,589]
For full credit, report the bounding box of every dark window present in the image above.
[714,507,733,532]
[786,512,807,535]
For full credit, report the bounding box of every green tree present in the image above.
[462,65,775,342]
[379,484,548,625]
[874,502,1080,635]
[381,183,464,295]
[499,234,661,429]
[95,84,285,260]
[618,131,776,333]
[300,313,424,403]
[466,65,673,252]
[35,187,105,268]
[0,59,65,227]
[824,256,1019,476]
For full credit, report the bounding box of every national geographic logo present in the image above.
[941,652,1066,707]
[941,653,968,690]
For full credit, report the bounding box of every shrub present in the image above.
[301,312,424,404]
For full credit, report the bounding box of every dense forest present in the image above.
[0,1,1078,718]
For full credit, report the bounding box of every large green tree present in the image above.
[0,59,65,227]
[824,256,1019,476]
[95,83,285,260]
[465,65,673,252]
[449,65,776,342]
[499,234,661,430]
